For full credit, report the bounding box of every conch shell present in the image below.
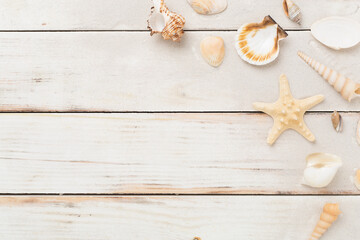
[309,203,341,240]
[200,36,225,67]
[283,0,301,24]
[235,16,288,65]
[303,153,342,188]
[298,51,360,102]
[147,0,186,41]
[187,0,227,15]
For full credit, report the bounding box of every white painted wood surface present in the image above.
[0,196,358,240]
[0,113,359,194]
[0,0,358,30]
[0,32,359,111]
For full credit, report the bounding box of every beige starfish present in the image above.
[253,74,324,145]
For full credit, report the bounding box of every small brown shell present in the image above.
[331,111,343,132]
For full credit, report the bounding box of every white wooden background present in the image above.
[0,0,359,239]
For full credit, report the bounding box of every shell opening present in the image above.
[148,12,166,33]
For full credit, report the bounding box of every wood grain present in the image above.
[0,32,359,112]
[0,0,358,30]
[0,196,358,239]
[0,113,359,194]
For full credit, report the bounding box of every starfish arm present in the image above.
[279,74,293,98]
[292,119,316,142]
[253,102,275,115]
[299,95,325,110]
[267,121,285,145]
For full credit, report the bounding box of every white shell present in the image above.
[298,51,360,102]
[147,0,186,42]
[235,16,288,66]
[187,0,227,15]
[303,153,342,188]
[311,17,360,50]
[200,36,225,67]
[355,169,360,190]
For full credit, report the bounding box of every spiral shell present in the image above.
[298,51,360,102]
[283,0,302,24]
[147,0,186,41]
[235,16,288,65]
[200,36,225,67]
[187,0,227,15]
[309,203,341,240]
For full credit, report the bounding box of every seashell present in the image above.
[309,203,341,240]
[331,111,342,132]
[357,120,360,145]
[200,36,225,67]
[354,169,360,190]
[187,0,227,15]
[303,153,342,188]
[283,0,302,24]
[235,15,288,66]
[298,51,360,102]
[147,0,186,42]
[311,17,360,50]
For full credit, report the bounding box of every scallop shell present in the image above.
[200,36,225,67]
[187,0,227,15]
[355,169,360,190]
[303,153,342,188]
[298,51,360,102]
[147,0,186,41]
[331,111,342,132]
[311,17,360,50]
[310,203,341,240]
[283,0,301,24]
[235,15,288,65]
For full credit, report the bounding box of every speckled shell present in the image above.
[235,16,288,65]
[309,203,341,240]
[283,0,301,24]
[147,0,186,41]
[187,0,227,15]
[200,36,225,67]
[303,153,342,188]
[298,51,360,102]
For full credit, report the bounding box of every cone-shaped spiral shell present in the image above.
[303,153,342,188]
[283,0,302,24]
[309,203,341,240]
[200,36,225,67]
[235,15,288,65]
[298,51,360,102]
[147,0,186,41]
[187,0,227,15]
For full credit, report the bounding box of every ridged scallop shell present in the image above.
[147,0,186,41]
[311,17,360,50]
[200,36,225,67]
[303,153,342,188]
[283,0,301,24]
[235,16,288,65]
[310,203,341,240]
[187,0,227,15]
[355,169,360,190]
[298,51,360,102]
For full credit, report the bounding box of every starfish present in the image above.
[253,74,324,145]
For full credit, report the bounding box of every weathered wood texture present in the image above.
[0,113,359,194]
[0,32,359,112]
[0,196,358,239]
[0,0,359,30]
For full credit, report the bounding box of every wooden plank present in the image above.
[0,0,359,30]
[0,31,359,112]
[0,196,358,239]
[0,113,359,194]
